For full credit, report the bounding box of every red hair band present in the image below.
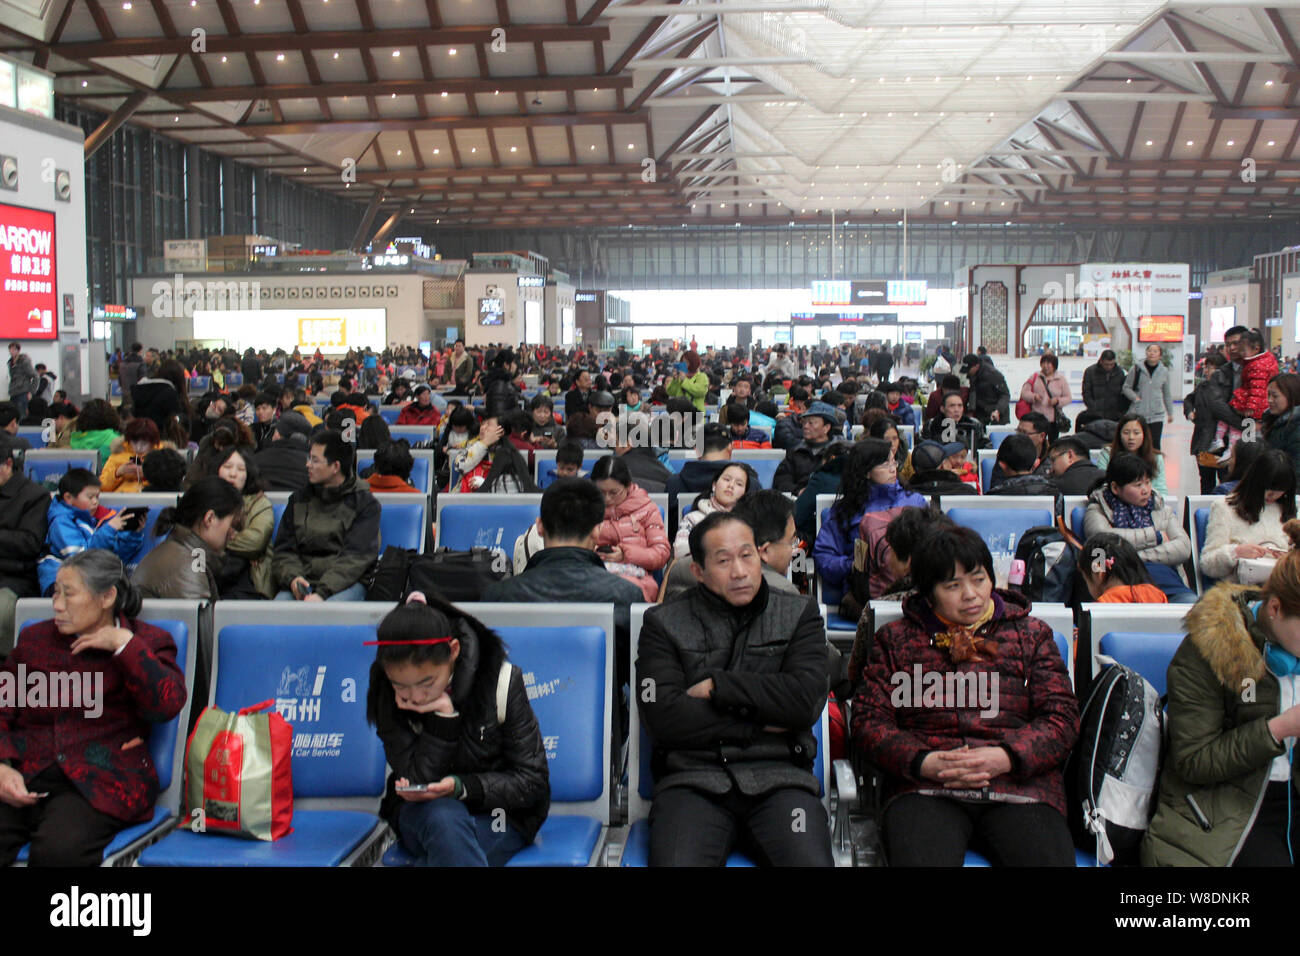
[363,636,455,646]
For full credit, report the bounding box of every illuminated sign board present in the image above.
[0,202,57,339]
[1137,314,1184,343]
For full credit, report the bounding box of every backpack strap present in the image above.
[496,660,512,725]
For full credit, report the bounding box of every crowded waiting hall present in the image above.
[5,6,1300,922]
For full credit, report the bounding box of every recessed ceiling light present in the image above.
[81,80,87,87]
[1227,139,1235,146]
[392,50,400,57]
[440,91,447,97]
[1145,140,1153,146]
[391,93,395,98]
[173,116,179,122]
[510,146,517,152]
[121,0,131,8]
[627,143,634,149]
[276,53,285,61]
[1268,140,1276,146]
[1186,140,1193,146]
[449,48,457,56]
[590,145,596,151]
[470,147,476,153]
[1266,79,1275,86]
[396,149,401,155]
[221,55,228,62]
[433,148,439,154]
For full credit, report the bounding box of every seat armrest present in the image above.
[832,758,858,867]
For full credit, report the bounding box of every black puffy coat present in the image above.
[636,579,827,799]
[372,600,550,841]
[483,368,522,420]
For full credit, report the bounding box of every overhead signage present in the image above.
[518,275,545,288]
[0,201,57,339]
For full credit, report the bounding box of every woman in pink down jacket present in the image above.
[590,455,669,602]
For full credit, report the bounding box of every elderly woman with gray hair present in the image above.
[0,550,186,866]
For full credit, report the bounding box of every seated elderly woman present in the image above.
[852,524,1080,866]
[0,550,186,866]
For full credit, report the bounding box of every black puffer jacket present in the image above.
[636,579,827,798]
[772,439,833,494]
[483,368,522,420]
[372,599,550,840]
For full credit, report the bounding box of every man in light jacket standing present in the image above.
[1122,344,1176,451]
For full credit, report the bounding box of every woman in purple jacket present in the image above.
[813,438,926,595]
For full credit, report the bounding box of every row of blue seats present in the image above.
[8,600,619,867]
[12,594,1158,867]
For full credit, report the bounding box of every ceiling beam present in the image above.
[84,90,149,158]
[239,110,648,136]
[47,25,610,59]
[158,75,633,103]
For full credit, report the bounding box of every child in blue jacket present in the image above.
[38,468,143,595]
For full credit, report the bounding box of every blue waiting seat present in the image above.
[16,425,46,449]
[100,492,180,570]
[814,496,858,633]
[536,449,612,489]
[188,375,210,393]
[139,603,389,866]
[377,406,402,424]
[356,448,433,494]
[1098,631,1186,699]
[943,500,1056,557]
[732,450,783,490]
[11,598,202,866]
[1185,495,1221,593]
[965,848,1099,866]
[388,425,437,445]
[268,492,427,553]
[380,603,614,867]
[621,605,839,867]
[24,449,99,483]
[435,492,542,552]
[110,380,122,399]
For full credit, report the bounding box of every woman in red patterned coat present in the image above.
[0,549,186,866]
[852,524,1080,866]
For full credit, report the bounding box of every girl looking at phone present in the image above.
[366,595,550,866]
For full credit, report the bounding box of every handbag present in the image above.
[184,699,294,841]
[366,545,511,603]
[1015,374,1035,420]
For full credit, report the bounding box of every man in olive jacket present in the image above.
[636,511,832,866]
[272,429,380,601]
[1142,583,1297,866]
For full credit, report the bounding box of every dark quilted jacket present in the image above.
[636,580,827,799]
[373,601,550,841]
[851,588,1079,817]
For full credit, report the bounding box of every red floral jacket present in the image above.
[851,589,1079,816]
[0,618,187,822]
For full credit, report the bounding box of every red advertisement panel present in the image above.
[0,202,57,339]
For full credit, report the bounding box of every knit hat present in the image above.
[275,410,313,444]
[912,439,966,471]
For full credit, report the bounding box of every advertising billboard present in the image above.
[0,202,57,339]
[192,308,385,352]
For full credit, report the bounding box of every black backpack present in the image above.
[1065,660,1166,865]
[1012,525,1080,604]
[367,545,512,604]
